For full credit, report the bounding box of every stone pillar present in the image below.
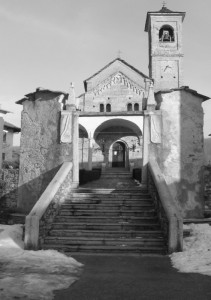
[142,82,157,184]
[88,136,93,171]
[63,82,79,188]
[0,117,4,168]
[153,88,209,218]
[72,110,79,187]
[17,89,70,213]
[141,113,150,184]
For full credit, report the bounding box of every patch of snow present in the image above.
[170,223,211,276]
[0,224,83,300]
[134,179,141,186]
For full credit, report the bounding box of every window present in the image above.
[134,103,139,111]
[127,103,132,111]
[100,104,104,112]
[2,153,5,161]
[3,131,6,143]
[159,25,174,42]
[106,104,111,112]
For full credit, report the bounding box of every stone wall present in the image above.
[0,169,19,209]
[204,165,211,212]
[38,169,73,248]
[17,90,72,213]
[151,89,205,218]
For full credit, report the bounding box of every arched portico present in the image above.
[79,117,143,170]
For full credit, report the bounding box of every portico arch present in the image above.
[93,118,143,169]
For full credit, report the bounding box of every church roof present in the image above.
[145,5,186,32]
[16,88,68,105]
[4,121,21,133]
[84,58,150,92]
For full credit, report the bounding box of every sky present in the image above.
[0,0,211,142]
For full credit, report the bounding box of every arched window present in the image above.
[134,103,139,111]
[159,25,174,42]
[127,103,132,111]
[100,104,104,112]
[106,104,111,112]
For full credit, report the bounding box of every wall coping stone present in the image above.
[24,162,72,249]
[148,158,183,253]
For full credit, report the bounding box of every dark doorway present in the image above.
[112,142,125,167]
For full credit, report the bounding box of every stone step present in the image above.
[42,244,166,254]
[65,198,153,204]
[55,216,158,224]
[68,193,151,199]
[51,222,161,231]
[70,188,148,194]
[101,175,132,178]
[49,229,164,238]
[183,218,211,224]
[44,236,165,246]
[61,203,154,210]
[59,209,156,217]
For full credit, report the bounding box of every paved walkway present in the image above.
[54,254,211,300]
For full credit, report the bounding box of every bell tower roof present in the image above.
[145,5,186,32]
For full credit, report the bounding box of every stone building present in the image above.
[0,106,20,167]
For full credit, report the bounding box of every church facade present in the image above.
[77,5,186,171]
[78,58,150,170]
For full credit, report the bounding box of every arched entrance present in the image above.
[112,141,126,167]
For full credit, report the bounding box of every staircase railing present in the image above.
[148,159,183,253]
[24,162,73,250]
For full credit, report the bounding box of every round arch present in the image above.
[93,118,142,140]
[79,124,88,138]
[109,139,130,168]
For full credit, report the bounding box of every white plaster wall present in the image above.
[152,90,204,218]
[79,116,143,138]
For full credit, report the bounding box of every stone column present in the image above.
[141,113,150,184]
[65,82,79,188]
[0,117,4,168]
[142,81,157,184]
[88,136,93,171]
[72,109,79,187]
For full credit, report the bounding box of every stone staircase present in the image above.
[43,168,166,254]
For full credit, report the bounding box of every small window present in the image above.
[159,25,174,42]
[2,153,5,161]
[100,104,104,112]
[3,132,6,142]
[127,103,132,111]
[134,103,139,111]
[106,104,111,112]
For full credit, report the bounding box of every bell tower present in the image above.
[145,4,186,91]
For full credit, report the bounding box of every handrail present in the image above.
[148,158,183,253]
[24,162,72,250]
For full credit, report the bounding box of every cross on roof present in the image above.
[117,50,122,59]
[162,1,166,7]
